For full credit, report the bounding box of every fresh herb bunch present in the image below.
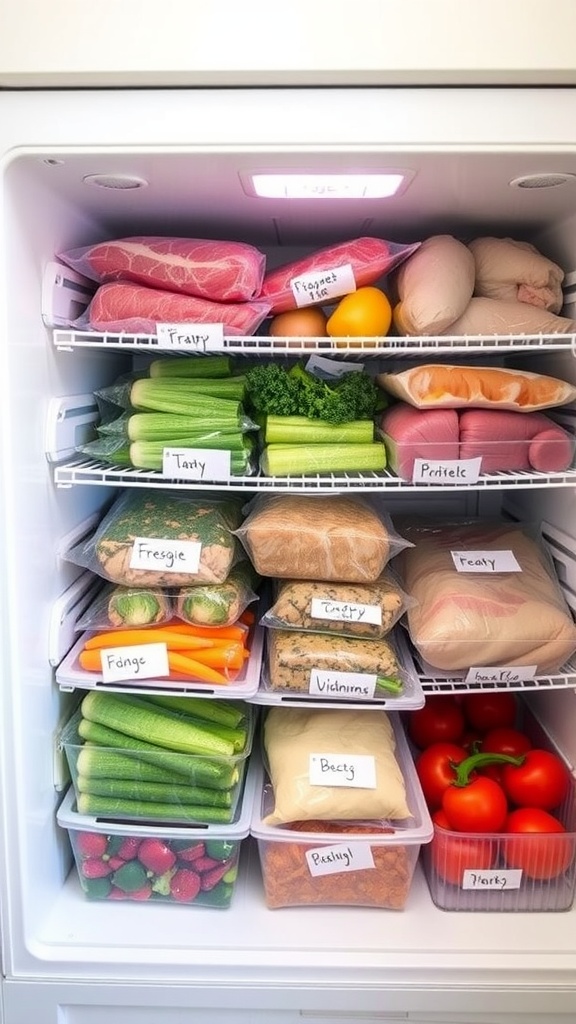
[245,362,385,424]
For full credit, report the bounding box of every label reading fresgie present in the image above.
[291,263,356,307]
[462,868,522,891]
[412,457,482,485]
[156,322,225,351]
[310,597,382,626]
[450,549,522,573]
[309,753,377,789]
[162,447,231,481]
[129,536,202,575]
[100,642,170,683]
[306,842,375,878]
[465,665,537,685]
[309,669,378,700]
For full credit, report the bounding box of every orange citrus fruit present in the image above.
[327,286,392,339]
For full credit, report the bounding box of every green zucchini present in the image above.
[76,792,234,824]
[148,355,234,379]
[76,774,233,808]
[142,695,246,730]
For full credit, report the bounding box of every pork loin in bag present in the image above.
[398,519,576,674]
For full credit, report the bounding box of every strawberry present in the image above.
[128,884,153,901]
[81,857,112,879]
[193,855,221,873]
[175,842,205,863]
[116,837,142,861]
[138,838,176,874]
[199,861,231,891]
[169,868,201,903]
[76,832,108,858]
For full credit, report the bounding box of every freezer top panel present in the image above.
[1,0,576,87]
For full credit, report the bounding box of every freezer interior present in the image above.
[2,87,576,1011]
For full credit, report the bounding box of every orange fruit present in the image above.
[326,286,392,340]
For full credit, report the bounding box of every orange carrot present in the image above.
[167,651,229,685]
[161,620,249,641]
[83,629,216,651]
[78,649,103,672]
[181,643,246,671]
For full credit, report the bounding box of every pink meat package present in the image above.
[379,403,574,479]
[58,236,267,302]
[75,281,271,336]
[260,236,420,314]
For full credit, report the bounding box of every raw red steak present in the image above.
[59,236,266,302]
[80,281,271,336]
[261,237,419,314]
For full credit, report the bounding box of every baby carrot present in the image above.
[161,621,249,641]
[181,643,246,671]
[167,651,229,685]
[78,649,103,672]
[83,630,215,651]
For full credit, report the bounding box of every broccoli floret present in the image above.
[287,364,356,423]
[244,363,300,417]
[333,370,383,420]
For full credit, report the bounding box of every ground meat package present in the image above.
[235,494,411,583]
[262,707,412,825]
[75,281,271,337]
[260,236,420,314]
[64,489,244,588]
[397,519,576,673]
[58,236,267,302]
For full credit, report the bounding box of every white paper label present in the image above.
[156,322,224,351]
[100,642,170,683]
[309,753,377,788]
[309,669,377,699]
[310,597,382,626]
[130,536,202,575]
[306,842,375,877]
[465,665,538,685]
[413,457,482,484]
[162,447,231,481]
[463,868,523,891]
[450,549,522,573]
[305,354,364,379]
[291,263,356,307]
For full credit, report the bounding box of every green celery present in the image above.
[264,415,374,445]
[261,442,387,476]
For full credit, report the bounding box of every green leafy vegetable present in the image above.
[245,363,384,424]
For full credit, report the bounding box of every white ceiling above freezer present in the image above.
[1,0,576,87]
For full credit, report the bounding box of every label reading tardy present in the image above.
[450,549,522,573]
[162,447,231,481]
[291,263,356,307]
[412,457,482,484]
[463,868,522,891]
[156,322,224,351]
[130,536,202,575]
[465,665,537,686]
[310,597,382,626]
[100,642,170,683]
[306,842,375,877]
[309,753,377,789]
[309,669,377,700]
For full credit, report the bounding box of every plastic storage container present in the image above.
[59,699,256,826]
[422,706,576,912]
[250,713,433,909]
[56,752,258,907]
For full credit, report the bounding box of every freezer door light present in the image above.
[249,173,409,199]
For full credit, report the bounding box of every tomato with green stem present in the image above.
[441,751,524,833]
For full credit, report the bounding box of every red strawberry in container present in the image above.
[76,832,109,859]
[117,837,142,861]
[170,868,201,903]
[81,857,112,879]
[137,838,176,875]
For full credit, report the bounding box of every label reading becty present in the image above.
[100,642,170,683]
[156,322,224,351]
[309,753,377,789]
[309,669,377,699]
[130,536,202,574]
[463,869,522,891]
[465,665,537,685]
[310,597,382,626]
[306,842,375,877]
[413,457,482,484]
[291,263,356,307]
[162,447,231,481]
[450,549,522,573]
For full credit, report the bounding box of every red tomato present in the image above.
[407,697,465,750]
[481,727,532,758]
[415,742,469,811]
[431,809,496,885]
[503,807,575,880]
[442,775,509,833]
[461,692,517,734]
[501,749,570,811]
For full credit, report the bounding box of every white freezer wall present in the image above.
[1,0,576,88]
[3,86,576,1024]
